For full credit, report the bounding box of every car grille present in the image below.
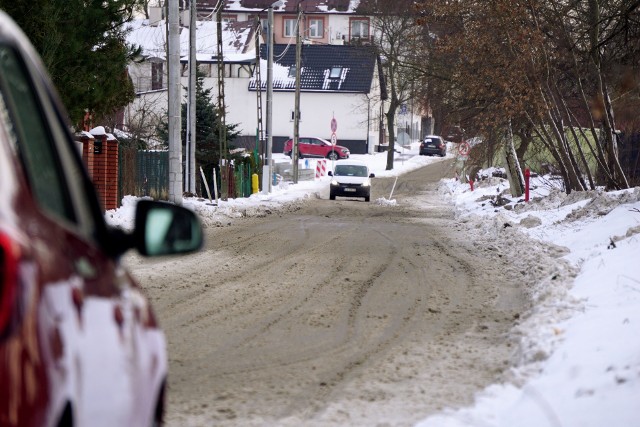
[340,183,361,188]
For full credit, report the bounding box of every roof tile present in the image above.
[251,44,376,93]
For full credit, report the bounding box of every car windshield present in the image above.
[334,165,368,177]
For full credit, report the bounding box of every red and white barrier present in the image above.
[315,160,327,179]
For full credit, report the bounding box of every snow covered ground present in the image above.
[106,142,640,426]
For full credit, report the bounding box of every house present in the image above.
[251,43,381,154]
[123,0,397,156]
[197,0,372,46]
[123,17,259,145]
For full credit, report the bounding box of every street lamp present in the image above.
[262,0,283,193]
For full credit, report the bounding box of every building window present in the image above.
[222,15,237,23]
[329,67,342,79]
[284,17,297,38]
[290,110,302,121]
[308,18,324,38]
[198,64,212,77]
[288,65,296,78]
[151,62,163,90]
[350,18,369,40]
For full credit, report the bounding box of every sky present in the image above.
[106,142,640,426]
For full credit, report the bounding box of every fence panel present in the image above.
[118,146,137,205]
[137,150,169,200]
[118,149,261,202]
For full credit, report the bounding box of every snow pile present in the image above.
[422,174,640,427]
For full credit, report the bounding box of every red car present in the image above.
[0,11,202,427]
[283,137,350,160]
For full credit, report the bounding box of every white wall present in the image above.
[196,77,374,142]
[128,66,383,147]
[270,91,372,141]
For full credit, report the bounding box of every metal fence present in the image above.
[118,146,256,206]
[118,147,169,204]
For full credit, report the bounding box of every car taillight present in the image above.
[0,232,19,334]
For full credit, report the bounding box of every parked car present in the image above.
[420,135,447,157]
[328,160,375,202]
[283,137,350,160]
[0,11,202,427]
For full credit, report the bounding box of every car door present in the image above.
[306,138,324,158]
[298,137,312,157]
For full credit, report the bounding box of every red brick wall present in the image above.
[79,134,95,179]
[93,134,108,211]
[104,137,119,211]
[77,132,119,212]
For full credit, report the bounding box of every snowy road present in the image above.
[124,160,568,426]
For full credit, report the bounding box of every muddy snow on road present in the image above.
[124,160,574,426]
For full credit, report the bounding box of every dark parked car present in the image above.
[283,137,350,160]
[420,135,447,157]
[328,160,375,202]
[0,11,202,427]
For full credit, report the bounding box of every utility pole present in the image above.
[168,0,182,205]
[262,4,275,193]
[254,17,264,172]
[293,6,302,183]
[216,5,229,200]
[187,0,196,194]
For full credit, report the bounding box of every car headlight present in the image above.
[362,180,370,187]
[330,179,339,186]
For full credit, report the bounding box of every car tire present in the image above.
[330,190,336,200]
[365,195,370,202]
[284,151,292,158]
[327,151,339,161]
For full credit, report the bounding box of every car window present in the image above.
[335,165,367,176]
[0,45,75,222]
[0,43,99,241]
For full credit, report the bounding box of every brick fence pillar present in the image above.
[89,126,122,211]
[92,134,108,212]
[104,135,119,210]
[76,131,95,180]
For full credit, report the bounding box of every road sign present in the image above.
[458,141,470,156]
[397,131,410,146]
[330,117,337,133]
[330,132,337,145]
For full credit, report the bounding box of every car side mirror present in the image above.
[134,200,203,256]
[369,173,375,178]
[328,171,333,176]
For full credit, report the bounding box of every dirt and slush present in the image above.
[123,160,575,426]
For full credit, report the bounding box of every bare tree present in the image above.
[360,1,425,170]
[414,0,639,193]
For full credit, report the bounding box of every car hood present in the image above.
[332,176,369,185]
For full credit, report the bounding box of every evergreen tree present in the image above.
[157,72,241,190]
[0,0,141,125]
